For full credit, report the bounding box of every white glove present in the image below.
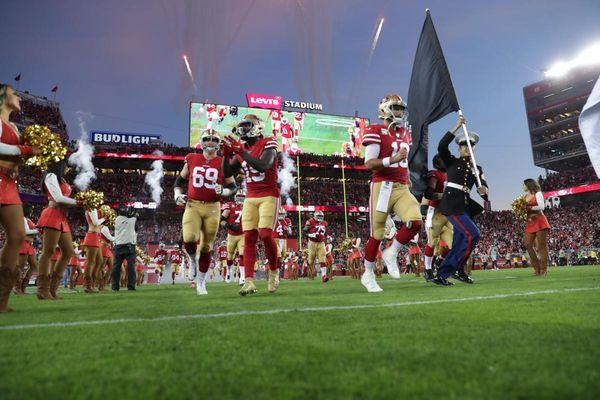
[175,193,187,206]
[307,232,317,239]
[214,184,223,195]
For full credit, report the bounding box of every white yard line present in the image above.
[1,287,598,331]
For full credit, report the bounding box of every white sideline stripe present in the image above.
[1,287,598,331]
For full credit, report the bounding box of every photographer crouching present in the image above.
[111,204,139,291]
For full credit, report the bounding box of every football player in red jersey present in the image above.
[280,118,294,153]
[153,243,168,285]
[360,94,422,292]
[267,109,282,137]
[216,241,229,281]
[169,244,184,284]
[274,208,292,274]
[223,114,281,296]
[325,236,335,280]
[303,211,330,282]
[174,129,237,295]
[221,191,245,284]
[423,154,453,282]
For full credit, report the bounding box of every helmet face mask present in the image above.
[235,192,245,205]
[278,208,286,219]
[200,129,221,152]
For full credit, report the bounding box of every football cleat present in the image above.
[381,247,401,279]
[239,279,257,296]
[322,275,329,283]
[423,269,436,282]
[196,278,208,295]
[268,270,280,293]
[452,270,474,284]
[360,270,383,293]
[432,276,454,286]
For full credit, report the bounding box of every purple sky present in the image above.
[2,0,600,209]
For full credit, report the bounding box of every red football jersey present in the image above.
[281,122,293,139]
[217,246,228,260]
[154,249,168,265]
[169,251,183,264]
[224,202,243,235]
[237,137,280,198]
[269,110,282,121]
[293,112,303,121]
[185,153,225,202]
[427,169,448,208]
[274,217,292,239]
[306,218,328,243]
[361,124,411,184]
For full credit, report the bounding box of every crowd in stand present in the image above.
[539,166,598,191]
[12,96,68,141]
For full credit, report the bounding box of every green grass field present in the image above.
[1,266,599,400]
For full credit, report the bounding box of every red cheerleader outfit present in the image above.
[525,192,550,234]
[0,120,35,205]
[50,247,61,262]
[18,218,39,255]
[37,174,76,232]
[100,226,114,258]
[83,209,105,247]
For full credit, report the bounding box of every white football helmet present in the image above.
[281,117,288,125]
[159,243,165,250]
[235,191,245,205]
[278,208,287,219]
[200,129,221,151]
[174,244,180,250]
[235,114,264,139]
[378,94,408,129]
[314,210,324,222]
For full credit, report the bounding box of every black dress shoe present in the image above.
[432,276,454,286]
[452,270,474,284]
[423,269,436,282]
[127,287,136,291]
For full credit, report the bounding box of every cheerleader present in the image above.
[99,225,114,291]
[0,84,39,312]
[523,178,550,276]
[82,208,106,293]
[67,242,82,290]
[15,216,39,295]
[37,159,80,299]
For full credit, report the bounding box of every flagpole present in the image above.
[341,159,349,239]
[457,110,482,187]
[296,155,303,251]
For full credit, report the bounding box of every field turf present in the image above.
[1,266,599,399]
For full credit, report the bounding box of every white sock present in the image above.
[198,272,206,282]
[364,260,375,272]
[320,267,327,276]
[391,239,403,252]
[239,266,245,280]
[425,255,433,270]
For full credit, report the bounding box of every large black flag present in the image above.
[407,10,459,196]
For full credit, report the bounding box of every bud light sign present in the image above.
[90,131,161,145]
[245,93,283,110]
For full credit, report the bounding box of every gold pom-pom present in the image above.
[136,246,151,265]
[75,190,104,211]
[23,125,68,171]
[100,205,116,227]
[511,195,528,223]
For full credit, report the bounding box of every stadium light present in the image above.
[545,42,600,78]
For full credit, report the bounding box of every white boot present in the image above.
[361,269,383,292]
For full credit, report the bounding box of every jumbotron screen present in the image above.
[189,102,369,157]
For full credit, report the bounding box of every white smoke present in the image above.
[69,111,96,190]
[278,153,297,206]
[145,150,164,206]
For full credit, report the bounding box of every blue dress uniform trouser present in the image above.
[438,213,480,279]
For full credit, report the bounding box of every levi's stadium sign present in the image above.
[246,93,283,110]
[245,92,323,112]
[90,131,161,145]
